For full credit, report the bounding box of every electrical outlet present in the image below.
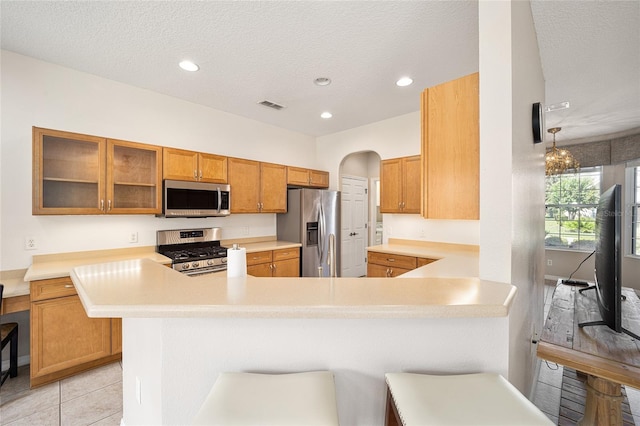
[129,232,138,243]
[241,226,249,236]
[547,259,552,266]
[25,236,37,250]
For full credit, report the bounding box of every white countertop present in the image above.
[367,239,480,278]
[0,269,30,298]
[70,256,516,319]
[23,247,172,282]
[239,240,301,253]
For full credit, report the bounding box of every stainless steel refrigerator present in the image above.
[277,188,340,277]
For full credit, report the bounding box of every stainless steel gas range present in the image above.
[156,228,227,276]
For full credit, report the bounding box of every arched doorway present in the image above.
[339,151,381,277]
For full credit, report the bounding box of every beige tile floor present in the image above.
[533,282,640,425]
[0,362,122,426]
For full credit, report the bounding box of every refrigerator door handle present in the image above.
[316,204,323,265]
[319,202,326,265]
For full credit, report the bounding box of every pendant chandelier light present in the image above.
[545,127,579,176]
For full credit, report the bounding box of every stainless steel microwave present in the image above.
[160,180,230,217]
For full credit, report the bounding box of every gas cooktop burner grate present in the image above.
[156,228,228,275]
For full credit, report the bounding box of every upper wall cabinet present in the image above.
[421,72,479,220]
[286,167,329,188]
[163,147,227,183]
[228,158,287,213]
[380,155,421,214]
[33,127,163,215]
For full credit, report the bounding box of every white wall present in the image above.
[124,315,510,425]
[479,0,546,395]
[316,112,481,245]
[0,51,317,270]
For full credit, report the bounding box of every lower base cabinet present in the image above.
[30,277,121,388]
[246,248,300,277]
[366,251,435,278]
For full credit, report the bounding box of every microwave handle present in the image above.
[217,187,221,213]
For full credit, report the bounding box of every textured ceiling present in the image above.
[1,1,639,143]
[531,0,640,143]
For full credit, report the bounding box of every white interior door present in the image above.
[341,176,368,277]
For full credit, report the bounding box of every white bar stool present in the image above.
[193,371,340,425]
[385,372,552,426]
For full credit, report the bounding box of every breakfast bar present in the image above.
[70,256,516,425]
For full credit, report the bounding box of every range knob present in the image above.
[221,258,227,263]
[192,262,200,268]
[181,263,190,270]
[207,259,215,266]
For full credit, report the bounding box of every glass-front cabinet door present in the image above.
[33,127,106,215]
[33,127,162,215]
[106,139,162,214]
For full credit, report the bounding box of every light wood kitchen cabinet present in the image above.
[33,127,163,215]
[380,155,421,213]
[421,72,479,220]
[163,147,227,183]
[30,276,121,387]
[228,158,287,213]
[287,167,329,188]
[246,248,300,277]
[366,251,435,278]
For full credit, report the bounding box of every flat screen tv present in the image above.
[578,184,640,340]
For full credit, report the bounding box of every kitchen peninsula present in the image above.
[70,241,517,425]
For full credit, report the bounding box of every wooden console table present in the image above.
[538,283,640,425]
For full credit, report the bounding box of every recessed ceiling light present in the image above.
[179,60,199,72]
[396,77,413,87]
[320,112,333,119]
[314,77,332,86]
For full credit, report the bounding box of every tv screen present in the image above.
[593,184,622,332]
[580,184,639,340]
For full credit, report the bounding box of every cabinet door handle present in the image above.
[64,284,74,288]
[389,269,393,277]
[272,264,277,270]
[386,268,391,277]
[194,170,198,179]
[100,199,105,211]
[108,200,112,211]
[387,258,395,262]
[199,170,203,179]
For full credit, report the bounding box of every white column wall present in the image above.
[478,0,546,394]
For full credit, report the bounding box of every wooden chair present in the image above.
[1,284,19,386]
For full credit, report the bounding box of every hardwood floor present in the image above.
[534,282,640,425]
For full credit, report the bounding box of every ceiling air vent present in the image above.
[258,100,286,110]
